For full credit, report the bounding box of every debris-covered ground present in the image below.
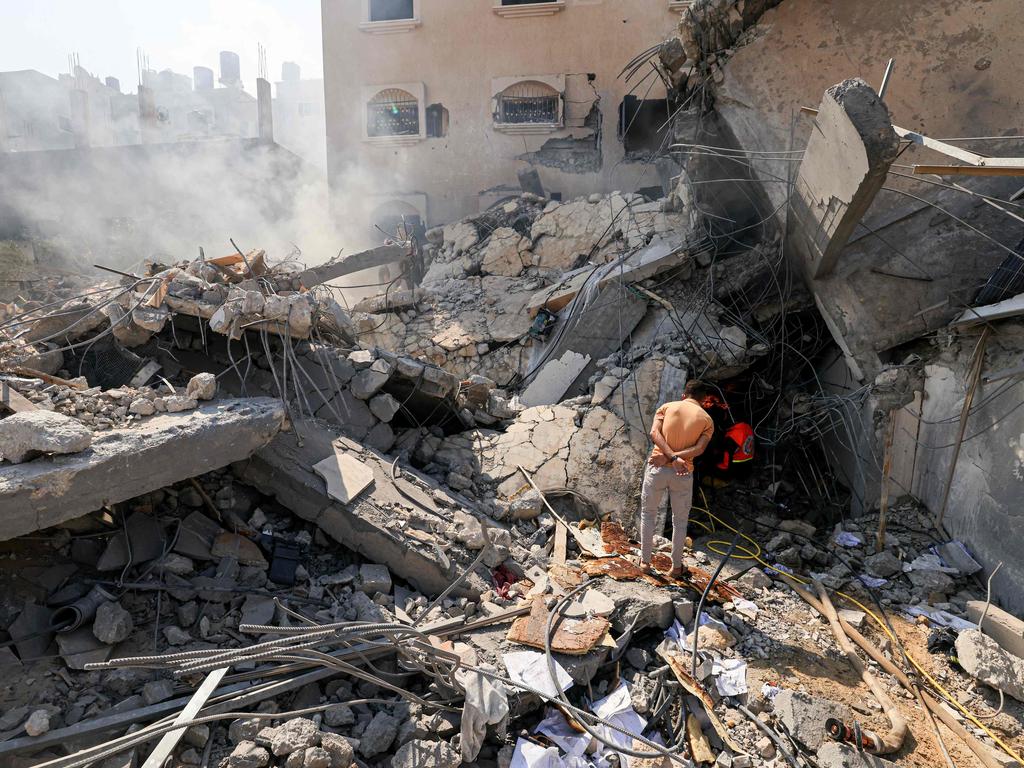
[3,24,1024,768]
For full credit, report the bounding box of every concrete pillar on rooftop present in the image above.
[257,77,274,144]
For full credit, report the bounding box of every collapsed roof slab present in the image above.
[235,420,492,598]
[0,398,285,540]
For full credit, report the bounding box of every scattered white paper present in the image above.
[511,738,563,768]
[712,658,748,696]
[536,709,591,757]
[834,531,862,547]
[504,650,573,699]
[761,683,782,700]
[591,681,648,768]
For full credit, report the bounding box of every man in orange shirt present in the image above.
[640,379,715,578]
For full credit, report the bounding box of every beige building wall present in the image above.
[321,0,688,237]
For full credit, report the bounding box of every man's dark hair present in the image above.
[684,379,714,401]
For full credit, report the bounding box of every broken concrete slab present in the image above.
[599,577,674,633]
[788,78,900,279]
[967,600,1024,660]
[955,629,1024,702]
[520,351,591,408]
[0,398,284,540]
[526,235,695,317]
[0,410,92,464]
[773,690,853,751]
[236,421,489,598]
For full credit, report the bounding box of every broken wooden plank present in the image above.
[913,164,1024,177]
[1,382,39,413]
[952,292,1024,327]
[506,596,609,655]
[8,366,87,389]
[665,651,746,754]
[299,244,408,289]
[140,667,228,768]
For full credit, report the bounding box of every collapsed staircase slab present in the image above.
[0,398,285,540]
[235,420,489,598]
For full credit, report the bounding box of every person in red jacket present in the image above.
[716,421,755,479]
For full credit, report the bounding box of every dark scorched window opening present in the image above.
[368,89,419,137]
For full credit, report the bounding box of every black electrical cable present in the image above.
[691,532,741,681]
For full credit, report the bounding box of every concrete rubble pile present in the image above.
[3,182,1019,768]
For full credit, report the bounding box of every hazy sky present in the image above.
[0,0,323,93]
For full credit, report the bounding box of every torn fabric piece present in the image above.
[504,650,573,698]
[536,709,592,757]
[459,668,510,761]
[591,681,648,768]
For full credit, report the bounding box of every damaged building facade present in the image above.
[321,0,691,234]
[3,1,1024,768]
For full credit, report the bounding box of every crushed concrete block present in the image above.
[270,718,320,756]
[358,712,399,758]
[600,578,674,632]
[350,359,394,400]
[24,709,50,736]
[186,372,217,401]
[368,392,401,422]
[773,690,853,751]
[92,601,134,644]
[955,629,1024,702]
[391,739,462,768]
[165,395,199,413]
[320,732,354,768]
[365,421,395,453]
[907,568,954,596]
[142,678,175,705]
[520,351,591,408]
[685,622,736,652]
[509,490,543,520]
[0,399,284,541]
[324,704,354,728]
[967,600,1024,659]
[302,746,331,768]
[129,397,156,416]
[359,563,392,596]
[228,741,271,768]
[863,551,902,579]
[0,410,92,464]
[816,743,896,768]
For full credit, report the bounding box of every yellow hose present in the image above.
[690,500,1024,765]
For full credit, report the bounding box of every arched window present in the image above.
[495,81,560,125]
[367,88,419,137]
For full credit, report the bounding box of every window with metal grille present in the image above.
[496,81,560,125]
[367,88,420,137]
[369,0,415,21]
